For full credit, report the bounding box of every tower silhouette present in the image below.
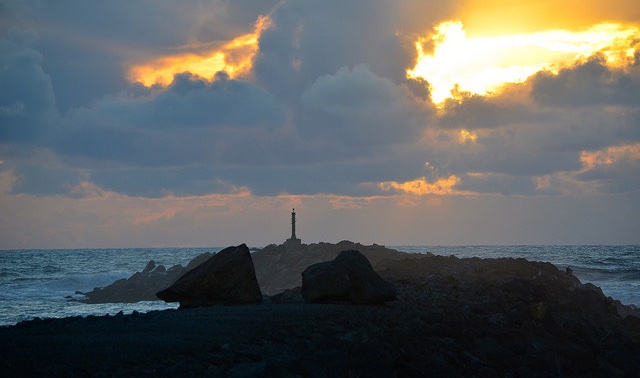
[290,208,297,240]
[284,208,302,250]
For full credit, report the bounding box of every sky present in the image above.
[1,0,639,249]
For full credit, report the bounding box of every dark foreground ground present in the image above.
[2,255,640,377]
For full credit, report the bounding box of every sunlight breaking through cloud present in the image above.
[408,21,640,105]
[128,16,271,87]
[378,175,461,195]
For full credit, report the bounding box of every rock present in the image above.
[252,240,407,296]
[143,260,156,274]
[156,244,262,308]
[185,252,214,271]
[301,250,396,304]
[77,252,213,304]
[612,302,640,319]
[152,264,166,273]
[79,240,407,303]
[269,287,303,303]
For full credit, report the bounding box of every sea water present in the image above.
[0,248,222,326]
[0,245,638,327]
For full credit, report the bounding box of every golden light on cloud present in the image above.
[408,21,640,105]
[128,16,270,87]
[379,175,461,195]
[458,129,477,144]
[580,143,640,171]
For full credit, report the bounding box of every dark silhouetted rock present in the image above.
[301,250,396,304]
[253,240,406,295]
[77,252,213,304]
[268,287,303,303]
[156,244,262,308]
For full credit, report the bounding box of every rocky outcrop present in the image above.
[253,240,406,295]
[301,250,397,304]
[9,263,640,377]
[376,256,640,376]
[78,253,212,303]
[78,240,403,303]
[156,244,262,308]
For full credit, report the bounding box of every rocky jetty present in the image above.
[301,250,396,304]
[77,240,398,303]
[253,240,406,295]
[156,244,262,308]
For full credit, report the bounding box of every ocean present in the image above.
[0,245,638,327]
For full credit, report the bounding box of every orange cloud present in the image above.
[378,175,461,195]
[531,143,640,195]
[458,129,477,144]
[128,16,271,87]
[580,143,640,171]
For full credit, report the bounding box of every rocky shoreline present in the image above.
[3,242,640,376]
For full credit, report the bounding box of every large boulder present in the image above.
[301,250,397,304]
[156,244,262,308]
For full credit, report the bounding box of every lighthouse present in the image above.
[284,208,302,250]
[290,208,298,240]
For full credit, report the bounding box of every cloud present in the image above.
[299,64,430,146]
[1,0,279,110]
[2,0,638,201]
[56,72,286,167]
[575,142,640,193]
[437,92,534,130]
[0,28,58,142]
[253,0,455,101]
[378,175,462,195]
[459,172,538,196]
[410,53,640,196]
[531,55,640,107]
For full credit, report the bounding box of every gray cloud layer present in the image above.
[1,0,639,200]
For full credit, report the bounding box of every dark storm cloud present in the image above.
[75,72,284,131]
[299,65,430,146]
[437,94,534,130]
[0,28,57,142]
[253,0,454,101]
[57,72,286,167]
[531,55,640,107]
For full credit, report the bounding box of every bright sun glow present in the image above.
[408,21,640,105]
[128,16,270,87]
